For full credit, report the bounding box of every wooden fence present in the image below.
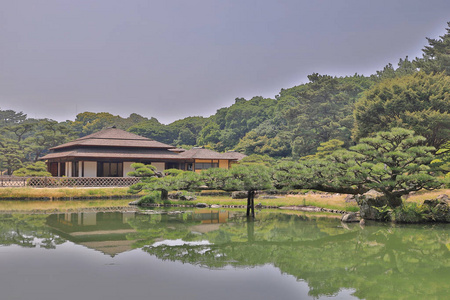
[0,176,141,188]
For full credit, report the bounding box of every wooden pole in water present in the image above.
[251,190,255,218]
[246,190,255,218]
[246,190,251,216]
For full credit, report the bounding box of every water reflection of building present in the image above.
[46,212,137,257]
[191,209,230,224]
[46,210,234,256]
[189,209,234,234]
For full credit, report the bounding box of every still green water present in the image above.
[0,209,448,300]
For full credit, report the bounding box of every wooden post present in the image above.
[246,190,255,218]
[246,217,254,242]
[246,191,251,216]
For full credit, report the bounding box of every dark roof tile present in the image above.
[51,127,175,150]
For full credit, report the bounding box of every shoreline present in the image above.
[0,203,347,215]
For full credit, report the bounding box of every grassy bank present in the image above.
[0,187,138,200]
[0,187,447,213]
[163,194,360,212]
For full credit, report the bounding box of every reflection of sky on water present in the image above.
[152,239,211,247]
[0,242,357,300]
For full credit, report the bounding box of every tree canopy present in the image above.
[414,21,450,75]
[353,72,450,149]
[274,128,441,208]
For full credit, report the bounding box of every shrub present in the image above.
[138,191,161,205]
[391,203,426,223]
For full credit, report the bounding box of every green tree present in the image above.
[300,139,344,160]
[69,112,149,137]
[0,109,27,127]
[203,165,272,217]
[198,96,277,151]
[283,73,373,157]
[0,121,36,174]
[128,118,175,145]
[173,127,197,146]
[275,128,441,208]
[414,21,450,75]
[168,116,208,146]
[13,161,51,177]
[353,72,450,149]
[0,141,25,175]
[373,56,417,81]
[239,154,275,166]
[435,141,450,179]
[129,164,202,201]
[127,163,159,195]
[27,120,75,161]
[196,122,221,148]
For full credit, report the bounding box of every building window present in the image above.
[97,162,123,177]
[195,162,219,170]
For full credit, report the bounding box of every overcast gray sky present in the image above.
[1,0,449,124]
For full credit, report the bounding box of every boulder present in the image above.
[231,191,248,199]
[422,197,450,222]
[356,190,389,221]
[168,192,182,200]
[341,212,361,223]
[180,195,196,201]
[195,203,208,208]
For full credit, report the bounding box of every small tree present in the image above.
[144,176,179,200]
[127,163,159,195]
[344,128,441,207]
[200,168,233,190]
[13,161,51,177]
[129,164,203,201]
[230,165,273,217]
[202,165,272,217]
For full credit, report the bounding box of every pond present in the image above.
[0,209,448,300]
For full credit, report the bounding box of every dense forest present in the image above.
[1,22,449,175]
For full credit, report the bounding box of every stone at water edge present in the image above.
[341,212,361,223]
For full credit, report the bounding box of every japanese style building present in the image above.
[39,127,245,177]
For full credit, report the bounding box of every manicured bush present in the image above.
[138,191,161,205]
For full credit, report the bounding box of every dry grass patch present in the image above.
[0,187,136,199]
[404,188,450,204]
